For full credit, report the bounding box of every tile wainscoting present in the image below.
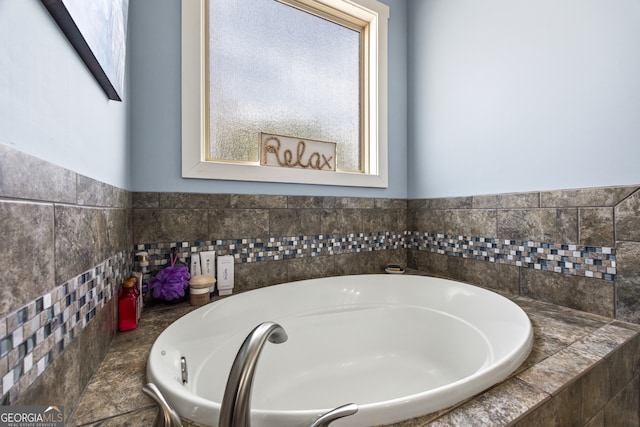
[132,193,408,291]
[2,144,639,423]
[134,186,640,324]
[408,187,640,323]
[0,145,132,415]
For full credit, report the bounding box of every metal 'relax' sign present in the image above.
[260,133,336,172]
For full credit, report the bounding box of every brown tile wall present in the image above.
[408,186,640,323]
[132,193,408,292]
[0,145,132,416]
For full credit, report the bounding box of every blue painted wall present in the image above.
[407,0,640,198]
[0,0,130,190]
[4,1,639,199]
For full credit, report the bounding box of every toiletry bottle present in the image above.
[130,273,143,321]
[135,252,149,317]
[119,279,138,331]
[130,276,141,321]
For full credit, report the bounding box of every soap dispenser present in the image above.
[136,251,150,269]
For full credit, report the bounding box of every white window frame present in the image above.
[181,0,389,188]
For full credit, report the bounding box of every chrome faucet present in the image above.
[143,383,183,427]
[144,321,357,427]
[218,321,358,427]
[219,321,288,427]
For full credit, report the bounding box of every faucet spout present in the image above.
[142,383,183,427]
[219,321,288,427]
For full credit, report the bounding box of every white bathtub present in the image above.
[147,274,533,427]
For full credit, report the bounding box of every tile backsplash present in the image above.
[1,145,132,414]
[0,253,127,403]
[407,187,640,321]
[131,193,408,291]
[1,143,639,416]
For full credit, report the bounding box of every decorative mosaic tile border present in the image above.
[0,251,130,402]
[136,232,407,268]
[136,231,616,282]
[407,232,616,281]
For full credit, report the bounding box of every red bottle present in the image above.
[119,279,138,331]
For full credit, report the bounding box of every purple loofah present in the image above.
[149,265,190,301]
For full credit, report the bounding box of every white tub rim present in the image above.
[147,274,534,426]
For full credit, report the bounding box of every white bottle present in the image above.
[217,255,234,295]
[190,254,202,277]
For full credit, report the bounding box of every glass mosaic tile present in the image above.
[407,232,615,281]
[0,337,11,358]
[0,250,130,401]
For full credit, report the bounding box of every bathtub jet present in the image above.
[147,274,534,427]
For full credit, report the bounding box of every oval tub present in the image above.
[147,274,533,427]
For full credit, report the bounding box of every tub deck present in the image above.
[69,272,639,427]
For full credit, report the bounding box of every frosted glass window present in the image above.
[208,0,362,172]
